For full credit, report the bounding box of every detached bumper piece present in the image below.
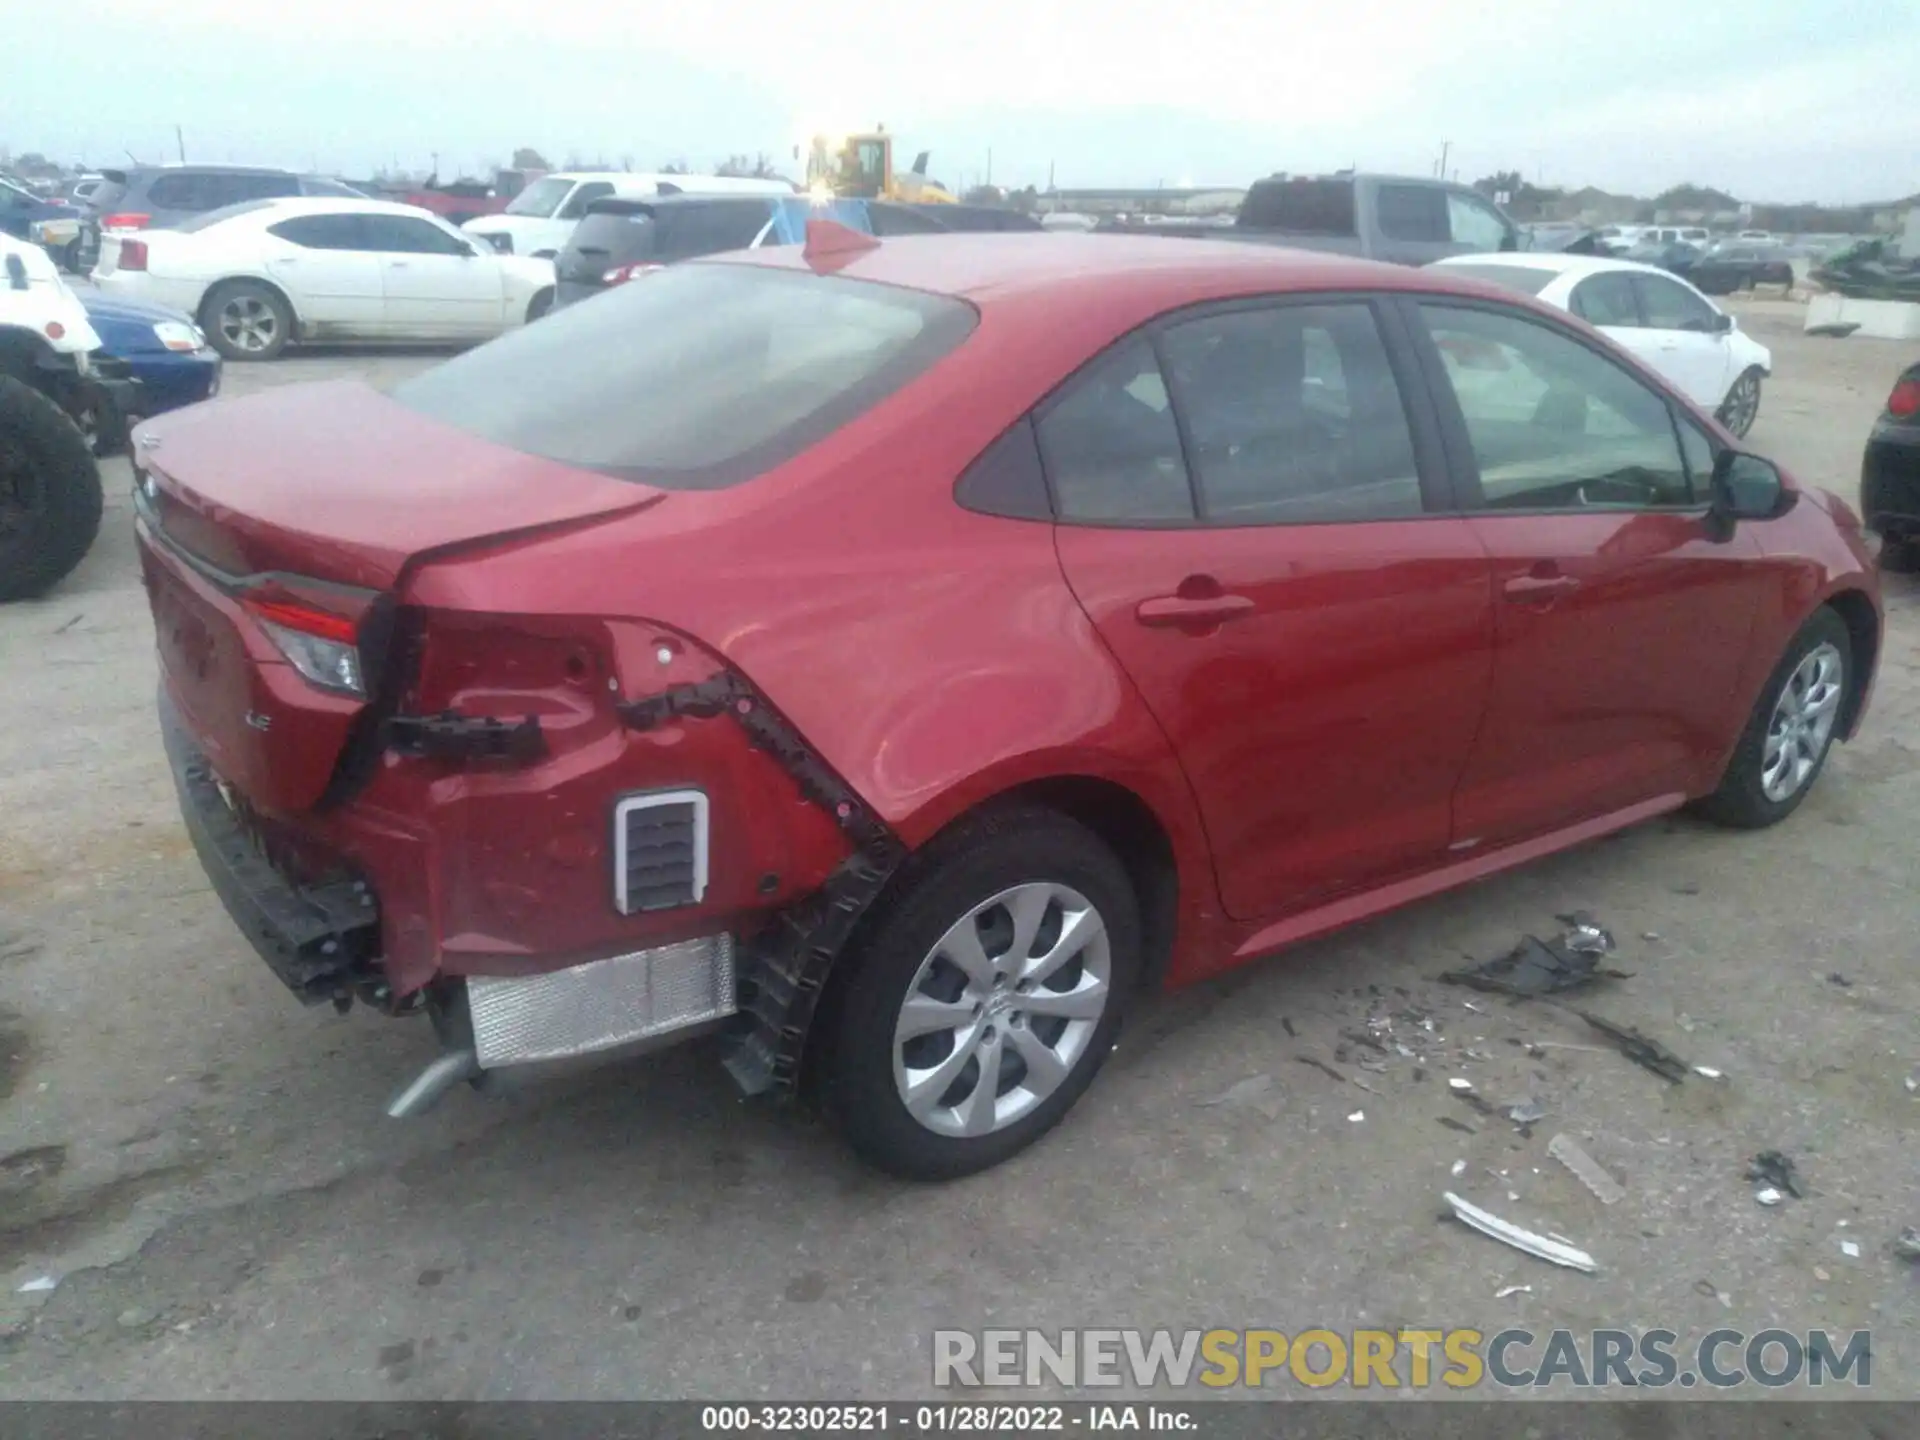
[159,690,380,1004]
[619,672,907,1098]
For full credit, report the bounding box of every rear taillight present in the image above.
[102,212,150,231]
[1888,378,1920,420]
[603,262,664,285]
[119,240,150,271]
[241,591,365,697]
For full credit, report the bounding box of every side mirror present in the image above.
[1709,311,1734,334]
[1708,451,1792,538]
[5,254,26,290]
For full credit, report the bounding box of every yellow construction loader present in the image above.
[802,127,957,204]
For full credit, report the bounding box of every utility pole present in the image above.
[175,124,186,162]
[986,147,992,188]
[1436,140,1450,179]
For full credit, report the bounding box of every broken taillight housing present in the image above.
[1887,377,1920,420]
[241,592,365,697]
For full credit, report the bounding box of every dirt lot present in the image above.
[1,304,1916,1401]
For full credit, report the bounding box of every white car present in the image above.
[91,197,557,361]
[463,171,797,259]
[1431,252,1773,438]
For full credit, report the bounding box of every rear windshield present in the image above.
[558,209,659,280]
[1239,179,1357,235]
[391,263,977,489]
[1436,263,1558,296]
[171,199,284,233]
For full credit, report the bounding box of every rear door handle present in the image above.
[1135,593,1256,628]
[1502,574,1581,601]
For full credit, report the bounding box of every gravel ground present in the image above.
[1,305,1915,1401]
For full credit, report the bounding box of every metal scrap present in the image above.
[1746,1151,1805,1199]
[1440,933,1628,1000]
[1437,1116,1477,1135]
[1508,1098,1549,1126]
[1294,1055,1347,1084]
[1443,1192,1597,1273]
[1556,911,1615,955]
[1547,1133,1626,1205]
[1573,1010,1689,1083]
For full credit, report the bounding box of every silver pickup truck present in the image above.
[1114,172,1523,266]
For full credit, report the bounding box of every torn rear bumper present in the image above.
[160,685,380,1004]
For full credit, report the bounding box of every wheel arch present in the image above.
[1823,587,1879,739]
[196,272,304,335]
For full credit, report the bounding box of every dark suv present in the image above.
[552,195,1044,309]
[77,165,364,268]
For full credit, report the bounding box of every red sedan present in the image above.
[132,226,1881,1179]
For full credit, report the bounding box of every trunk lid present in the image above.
[137,380,661,811]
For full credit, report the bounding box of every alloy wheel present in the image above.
[219,296,279,354]
[1720,372,1760,437]
[1761,641,1843,802]
[892,881,1111,1139]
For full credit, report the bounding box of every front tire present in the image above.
[0,376,106,602]
[1717,367,1763,438]
[201,280,293,361]
[1696,608,1850,828]
[825,806,1141,1180]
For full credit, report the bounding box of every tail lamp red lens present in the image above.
[102,213,151,231]
[241,593,365,696]
[1888,378,1920,420]
[118,239,150,271]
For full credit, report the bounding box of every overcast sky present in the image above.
[4,0,1913,203]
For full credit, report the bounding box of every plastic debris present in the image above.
[1904,1073,1917,1094]
[1449,1077,1476,1091]
[1451,1159,1468,1177]
[1443,1192,1597,1273]
[1347,1110,1366,1123]
[1440,929,1628,1000]
[1814,1266,1831,1282]
[1839,1240,1861,1259]
[1556,911,1614,955]
[1755,1187,1784,1207]
[1495,1284,1532,1299]
[1746,1151,1806,1200]
[1574,1010,1689,1083]
[16,1276,56,1294]
[1693,1066,1725,1080]
[1295,1056,1346,1084]
[1508,1098,1549,1125]
[1893,1228,1920,1261]
[1547,1133,1626,1205]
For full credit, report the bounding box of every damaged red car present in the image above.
[134,226,1881,1179]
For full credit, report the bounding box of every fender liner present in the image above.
[618,673,906,1096]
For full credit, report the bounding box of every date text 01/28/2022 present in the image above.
[699,1405,1194,1431]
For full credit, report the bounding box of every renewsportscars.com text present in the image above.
[933,1327,1872,1390]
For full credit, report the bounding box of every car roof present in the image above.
[1434,251,1678,282]
[725,232,1456,308]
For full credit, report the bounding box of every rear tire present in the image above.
[824,806,1141,1180]
[0,376,106,602]
[1695,608,1850,829]
[1716,367,1763,438]
[201,279,293,361]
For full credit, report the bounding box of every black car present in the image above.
[1862,360,1920,570]
[1689,244,1796,296]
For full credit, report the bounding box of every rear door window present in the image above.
[267,213,368,250]
[1159,302,1424,523]
[391,263,977,488]
[1569,272,1642,327]
[1375,184,1450,243]
[357,214,472,255]
[144,173,208,209]
[1036,338,1193,522]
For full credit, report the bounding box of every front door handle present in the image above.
[1502,573,1581,601]
[1135,593,1256,628]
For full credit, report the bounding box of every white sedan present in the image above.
[1430,252,1773,437]
[91,198,556,361]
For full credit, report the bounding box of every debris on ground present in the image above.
[1440,927,1629,999]
[1347,1110,1366,1123]
[1574,1010,1689,1083]
[1839,1240,1861,1259]
[1197,1074,1279,1116]
[1437,1116,1477,1135]
[1693,1279,1732,1308]
[1893,1228,1920,1261]
[1451,1159,1468,1177]
[1341,1028,1389,1054]
[1805,321,1862,339]
[1507,1098,1548,1126]
[1295,1055,1347,1084]
[1556,911,1615,955]
[1755,1187,1784,1206]
[1547,1133,1626,1205]
[15,1276,57,1294]
[1815,1266,1831,1281]
[1443,1192,1597,1273]
[1745,1151,1806,1200]
[1281,1017,1297,1038]
[1826,972,1853,988]
[1693,1066,1725,1080]
[1495,1284,1532,1299]
[1449,1077,1476,1091]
